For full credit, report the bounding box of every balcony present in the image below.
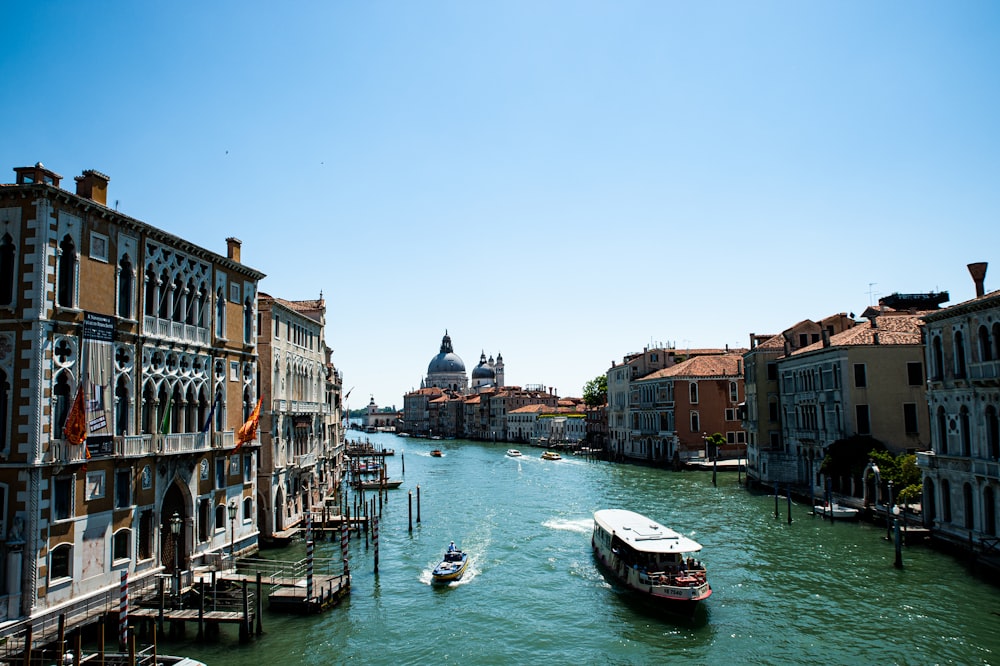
[969,360,1000,384]
[161,432,211,455]
[972,459,1000,480]
[213,431,236,449]
[117,434,156,457]
[917,451,972,474]
[273,400,321,415]
[295,452,317,469]
[143,315,210,346]
[44,440,90,465]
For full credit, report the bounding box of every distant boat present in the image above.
[506,449,523,457]
[540,451,562,461]
[814,502,859,521]
[430,449,443,457]
[432,543,469,583]
[352,479,403,490]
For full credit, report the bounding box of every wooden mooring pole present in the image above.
[774,483,779,519]
[408,491,413,533]
[417,485,422,523]
[786,488,793,525]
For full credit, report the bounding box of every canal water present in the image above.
[163,432,1000,665]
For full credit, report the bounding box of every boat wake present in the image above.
[543,517,593,534]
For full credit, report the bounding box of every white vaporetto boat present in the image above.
[592,509,711,612]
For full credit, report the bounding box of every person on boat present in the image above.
[448,541,457,552]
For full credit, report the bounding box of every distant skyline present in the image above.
[4,2,1000,408]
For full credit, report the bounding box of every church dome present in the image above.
[472,351,495,379]
[428,331,465,374]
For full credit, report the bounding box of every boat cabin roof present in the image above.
[594,509,702,554]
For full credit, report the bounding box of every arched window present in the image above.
[118,255,133,319]
[993,323,1000,362]
[931,336,944,381]
[157,383,171,435]
[0,233,15,305]
[144,266,157,317]
[942,479,952,523]
[936,406,948,455]
[141,381,155,434]
[158,270,170,319]
[50,543,72,580]
[215,504,226,530]
[214,387,225,431]
[243,297,253,344]
[0,369,8,453]
[964,482,975,530]
[53,372,72,439]
[198,285,208,328]
[172,276,185,322]
[979,325,992,362]
[987,405,1000,460]
[57,235,76,308]
[243,496,252,521]
[689,382,698,404]
[115,376,130,436]
[185,279,196,325]
[960,406,972,457]
[112,528,132,562]
[985,487,997,537]
[955,330,968,379]
[215,289,226,338]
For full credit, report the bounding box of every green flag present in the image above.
[160,394,173,435]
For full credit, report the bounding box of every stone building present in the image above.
[256,294,343,540]
[0,163,263,626]
[919,263,1000,545]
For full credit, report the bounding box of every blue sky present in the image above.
[4,2,1000,409]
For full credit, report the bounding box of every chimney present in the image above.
[968,262,988,298]
[822,330,830,348]
[226,237,242,263]
[873,331,880,345]
[74,169,110,206]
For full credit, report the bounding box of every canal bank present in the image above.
[154,431,1000,665]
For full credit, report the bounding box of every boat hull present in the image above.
[432,552,469,583]
[814,504,859,521]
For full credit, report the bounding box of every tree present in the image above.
[868,448,922,504]
[582,374,607,407]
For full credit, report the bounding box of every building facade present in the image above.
[0,163,264,626]
[256,294,342,540]
[778,308,931,497]
[919,263,1000,545]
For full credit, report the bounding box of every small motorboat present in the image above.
[540,451,562,461]
[814,502,859,521]
[430,449,443,457]
[506,449,523,457]
[432,543,469,583]
[352,478,403,490]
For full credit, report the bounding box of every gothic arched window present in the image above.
[58,235,76,308]
[118,255,133,319]
[0,233,15,305]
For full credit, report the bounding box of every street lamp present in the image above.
[169,511,181,599]
[228,501,238,564]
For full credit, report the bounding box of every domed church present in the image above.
[424,330,468,392]
[422,331,504,394]
[471,351,504,391]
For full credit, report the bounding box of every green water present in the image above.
[161,433,1000,665]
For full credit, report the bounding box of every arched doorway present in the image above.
[274,486,285,532]
[161,482,188,574]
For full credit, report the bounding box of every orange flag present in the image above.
[63,384,87,446]
[234,396,263,452]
